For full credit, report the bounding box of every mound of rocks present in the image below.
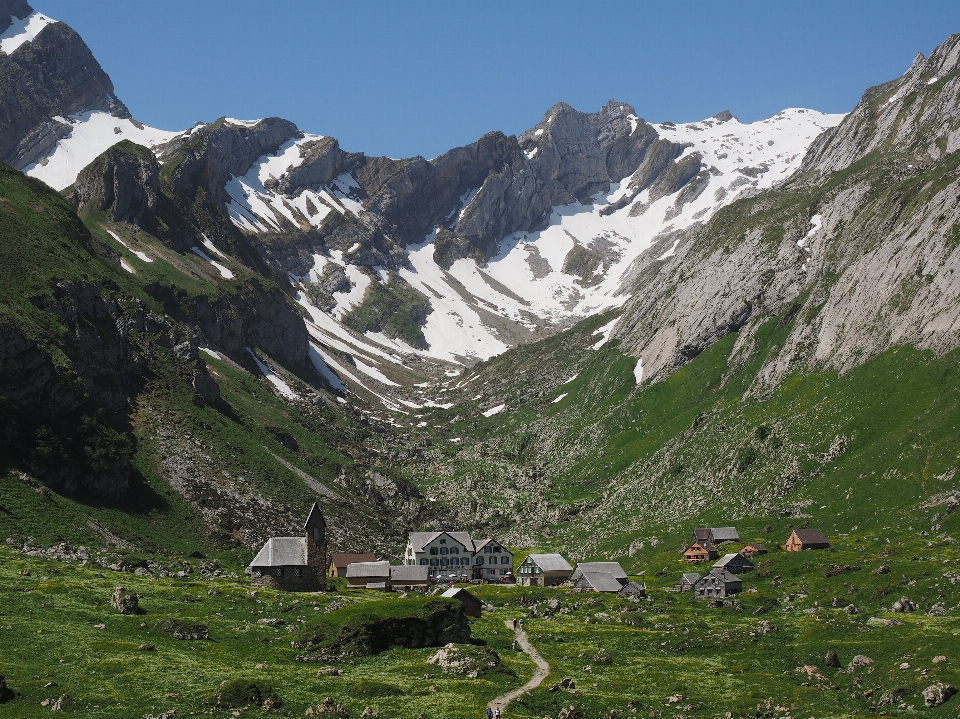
[892,597,916,613]
[305,697,349,717]
[155,619,209,640]
[847,655,874,673]
[427,643,511,679]
[923,682,957,707]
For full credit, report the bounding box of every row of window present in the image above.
[517,565,542,574]
[253,568,303,578]
[419,556,511,566]
[423,545,506,555]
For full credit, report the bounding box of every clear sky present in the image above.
[36,0,960,159]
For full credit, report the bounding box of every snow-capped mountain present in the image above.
[0,0,843,411]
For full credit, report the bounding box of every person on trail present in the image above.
[495,708,502,719]
[519,618,525,631]
[486,707,493,719]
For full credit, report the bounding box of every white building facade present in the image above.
[404,531,513,580]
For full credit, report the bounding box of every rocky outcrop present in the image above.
[0,6,130,167]
[72,141,160,226]
[277,136,361,195]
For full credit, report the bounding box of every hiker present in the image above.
[519,618,525,631]
[495,708,502,719]
[486,707,493,719]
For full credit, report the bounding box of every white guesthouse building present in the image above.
[404,531,513,580]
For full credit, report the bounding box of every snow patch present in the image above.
[797,214,822,249]
[634,358,644,385]
[247,348,298,400]
[191,246,234,279]
[0,11,55,54]
[199,347,221,360]
[482,403,506,417]
[107,230,153,263]
[120,259,134,273]
[307,343,344,391]
[592,318,618,349]
[353,357,399,386]
[551,392,568,404]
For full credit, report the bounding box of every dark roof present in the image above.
[696,569,741,586]
[473,538,509,553]
[680,572,701,584]
[714,553,754,569]
[618,580,646,595]
[248,537,306,567]
[330,553,377,568]
[303,502,325,530]
[710,527,740,542]
[693,528,712,541]
[390,565,430,582]
[744,543,767,551]
[345,561,390,578]
[792,529,829,545]
[572,562,627,581]
[576,571,624,592]
[441,587,482,604]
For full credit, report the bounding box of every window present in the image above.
[440,538,447,544]
[313,527,321,541]
[440,547,448,555]
[451,547,459,555]
[493,546,501,553]
[430,559,438,566]
[487,568,495,575]
[275,568,284,578]
[484,546,492,553]
[420,559,428,566]
[430,547,438,555]
[294,568,302,577]
[255,569,262,578]
[476,557,484,565]
[501,556,510,565]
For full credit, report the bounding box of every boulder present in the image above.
[892,597,916,613]
[155,619,209,640]
[427,643,512,679]
[305,697,349,717]
[923,682,957,707]
[316,667,341,676]
[359,709,377,719]
[558,706,583,719]
[847,655,874,673]
[843,604,858,615]
[824,651,841,668]
[110,587,144,615]
[0,675,14,703]
[50,694,73,711]
[933,655,947,664]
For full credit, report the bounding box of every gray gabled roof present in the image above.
[698,568,741,585]
[523,553,573,573]
[792,529,829,545]
[680,572,701,584]
[573,562,627,580]
[714,553,754,569]
[248,537,306,567]
[618,580,646,595]
[408,531,475,553]
[441,587,482,603]
[390,565,430,582]
[345,560,390,578]
[576,571,624,592]
[710,527,740,542]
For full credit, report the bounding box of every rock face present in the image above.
[615,32,960,385]
[0,2,129,167]
[73,141,160,226]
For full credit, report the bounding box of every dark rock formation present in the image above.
[277,136,361,196]
[0,4,129,168]
[73,141,160,226]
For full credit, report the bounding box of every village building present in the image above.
[574,571,625,593]
[389,565,430,591]
[693,569,742,600]
[740,543,768,557]
[327,552,377,578]
[713,553,755,574]
[247,503,327,591]
[441,586,483,617]
[617,580,647,598]
[516,553,573,586]
[570,561,628,586]
[345,560,390,589]
[675,572,701,592]
[404,531,513,580]
[692,527,740,545]
[785,529,830,551]
[682,541,719,563]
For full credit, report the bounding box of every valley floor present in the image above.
[0,530,958,719]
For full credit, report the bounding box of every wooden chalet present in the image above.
[328,552,377,578]
[713,552,754,574]
[682,541,718,563]
[390,564,430,591]
[570,562,628,586]
[693,569,742,600]
[740,543,768,557]
[345,560,390,589]
[517,554,573,586]
[441,587,483,617]
[674,572,701,592]
[785,529,829,552]
[691,527,740,545]
[574,571,625,593]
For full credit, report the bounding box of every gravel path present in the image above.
[488,620,550,713]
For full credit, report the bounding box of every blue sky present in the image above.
[38,0,960,159]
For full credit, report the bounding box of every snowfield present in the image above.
[0,10,55,54]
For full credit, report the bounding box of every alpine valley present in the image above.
[2,2,960,717]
